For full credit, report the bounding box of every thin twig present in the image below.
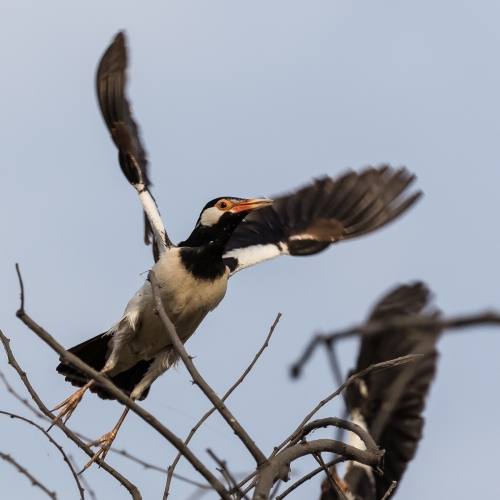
[16,263,24,311]
[272,354,421,458]
[268,480,282,500]
[13,266,230,500]
[0,449,57,499]
[291,310,500,377]
[381,480,397,500]
[325,342,343,389]
[275,458,344,500]
[313,453,348,500]
[0,371,47,421]
[149,270,267,469]
[207,449,249,500]
[0,410,85,499]
[0,327,142,500]
[289,418,379,455]
[253,438,381,500]
[0,372,186,487]
[238,475,259,498]
[164,313,280,499]
[69,455,98,500]
[232,471,258,498]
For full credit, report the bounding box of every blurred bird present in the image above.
[320,282,441,500]
[54,32,423,468]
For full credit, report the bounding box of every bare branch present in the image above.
[149,270,267,467]
[291,310,500,377]
[273,355,421,458]
[254,438,382,500]
[164,313,281,499]
[381,481,397,500]
[13,266,230,500]
[0,370,47,420]
[0,449,57,499]
[313,454,348,500]
[275,458,344,500]
[0,370,186,488]
[0,410,85,499]
[0,328,142,500]
[69,455,97,500]
[15,263,24,311]
[207,449,249,500]
[268,480,282,500]
[289,418,378,456]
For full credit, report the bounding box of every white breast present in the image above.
[126,248,230,362]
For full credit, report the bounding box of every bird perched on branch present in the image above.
[54,32,423,468]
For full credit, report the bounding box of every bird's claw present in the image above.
[81,429,118,471]
[51,385,89,426]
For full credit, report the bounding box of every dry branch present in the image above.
[0,327,142,500]
[0,369,201,488]
[12,266,231,500]
[275,458,344,500]
[273,354,421,459]
[164,313,281,499]
[0,410,85,499]
[291,310,500,377]
[0,449,57,499]
[149,270,267,467]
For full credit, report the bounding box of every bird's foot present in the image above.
[81,407,130,471]
[51,381,93,426]
[82,428,119,471]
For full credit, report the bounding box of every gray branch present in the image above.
[12,265,230,500]
[291,310,500,377]
[164,313,281,499]
[0,410,85,499]
[0,449,57,499]
[148,270,267,466]
[0,328,142,500]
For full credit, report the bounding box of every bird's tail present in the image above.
[56,334,153,401]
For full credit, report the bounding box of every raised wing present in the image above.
[96,32,171,260]
[223,166,422,275]
[341,282,441,499]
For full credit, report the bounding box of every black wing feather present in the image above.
[343,282,441,499]
[224,166,422,273]
[96,32,166,260]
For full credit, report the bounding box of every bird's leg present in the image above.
[51,379,96,426]
[82,406,131,471]
[52,366,113,426]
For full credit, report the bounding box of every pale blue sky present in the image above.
[1,2,500,499]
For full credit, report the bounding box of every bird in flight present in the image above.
[320,282,440,499]
[54,32,422,469]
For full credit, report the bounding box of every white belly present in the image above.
[111,248,229,372]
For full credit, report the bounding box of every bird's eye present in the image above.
[217,199,231,210]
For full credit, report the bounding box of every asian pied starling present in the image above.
[54,32,423,468]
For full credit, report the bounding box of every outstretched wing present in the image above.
[96,32,171,260]
[342,282,441,499]
[223,166,422,275]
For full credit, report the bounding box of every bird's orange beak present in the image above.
[230,198,273,213]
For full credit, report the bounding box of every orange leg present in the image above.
[82,407,131,471]
[52,366,113,426]
[51,379,95,425]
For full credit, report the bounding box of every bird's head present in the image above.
[179,197,273,248]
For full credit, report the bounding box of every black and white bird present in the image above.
[54,32,423,467]
[320,283,441,500]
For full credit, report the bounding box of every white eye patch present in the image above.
[199,206,224,227]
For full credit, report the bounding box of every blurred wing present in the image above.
[343,282,441,499]
[96,31,171,260]
[223,166,422,275]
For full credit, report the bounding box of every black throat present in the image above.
[177,215,243,281]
